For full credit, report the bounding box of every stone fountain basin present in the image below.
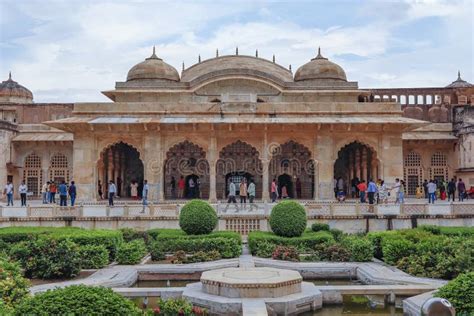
[201,267,303,298]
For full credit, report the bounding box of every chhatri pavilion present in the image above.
[1,47,473,202]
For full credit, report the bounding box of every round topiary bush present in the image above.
[13,285,142,316]
[269,200,307,237]
[179,200,217,235]
[435,272,474,315]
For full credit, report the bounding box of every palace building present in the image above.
[1,47,473,202]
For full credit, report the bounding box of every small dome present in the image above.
[446,71,472,88]
[127,47,180,82]
[294,48,347,82]
[0,72,33,103]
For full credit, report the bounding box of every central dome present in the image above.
[127,47,180,82]
[0,72,33,103]
[294,48,347,82]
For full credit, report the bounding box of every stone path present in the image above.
[242,300,268,315]
[239,244,256,269]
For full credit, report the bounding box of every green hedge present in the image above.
[13,285,142,316]
[148,229,241,259]
[269,200,307,237]
[420,225,474,237]
[248,230,334,255]
[116,239,147,265]
[0,255,30,308]
[0,227,123,261]
[78,245,109,269]
[435,272,474,315]
[179,200,218,235]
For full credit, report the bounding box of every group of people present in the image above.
[418,178,468,203]
[169,176,201,199]
[106,179,149,211]
[335,177,406,204]
[227,178,256,204]
[3,180,76,207]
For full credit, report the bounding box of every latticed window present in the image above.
[430,152,448,182]
[403,152,422,196]
[49,153,70,183]
[23,153,42,196]
[431,152,447,166]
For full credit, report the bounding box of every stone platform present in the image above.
[201,267,302,298]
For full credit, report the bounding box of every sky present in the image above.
[0,0,473,103]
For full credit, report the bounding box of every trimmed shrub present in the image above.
[120,228,148,243]
[324,244,351,262]
[0,255,29,307]
[149,242,166,261]
[248,231,334,255]
[420,225,474,237]
[255,241,275,258]
[269,200,307,237]
[116,239,147,265]
[329,228,344,242]
[153,297,207,315]
[0,227,122,261]
[78,244,109,269]
[436,272,474,315]
[342,236,373,262]
[382,238,416,265]
[179,200,217,235]
[272,246,299,262]
[311,222,330,232]
[10,237,81,279]
[14,285,142,316]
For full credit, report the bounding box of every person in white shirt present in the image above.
[19,181,28,207]
[141,180,149,213]
[3,181,14,206]
[427,180,437,204]
[108,180,116,206]
[41,182,49,204]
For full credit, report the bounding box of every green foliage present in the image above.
[120,228,148,243]
[0,255,29,308]
[0,227,122,261]
[248,231,334,255]
[420,225,474,237]
[342,236,373,262]
[151,297,207,316]
[382,238,416,265]
[116,239,147,265]
[179,200,217,235]
[329,228,344,242]
[10,237,81,279]
[269,200,307,237]
[255,241,275,258]
[78,244,109,269]
[311,222,330,232]
[324,244,351,261]
[436,272,474,315]
[0,300,13,316]
[149,242,166,261]
[148,229,241,259]
[272,246,299,261]
[14,285,142,316]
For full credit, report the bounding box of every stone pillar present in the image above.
[381,134,403,187]
[209,135,217,202]
[262,130,270,201]
[371,157,378,180]
[144,134,163,202]
[349,150,354,181]
[361,147,367,181]
[107,150,113,186]
[355,148,361,180]
[313,141,319,200]
[315,135,334,200]
[72,133,96,200]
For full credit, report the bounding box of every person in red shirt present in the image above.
[357,180,367,203]
[178,176,185,199]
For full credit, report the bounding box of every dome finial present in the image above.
[255,49,258,58]
[8,71,11,80]
[198,54,201,63]
[272,54,275,63]
[289,64,292,72]
[146,46,161,60]
[458,70,461,80]
[216,49,219,57]
[182,61,185,72]
[312,46,328,61]
[236,46,239,55]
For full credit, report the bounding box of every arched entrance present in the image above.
[225,172,253,196]
[98,142,144,198]
[164,141,209,199]
[217,141,262,199]
[334,141,378,196]
[269,141,314,199]
[23,153,42,197]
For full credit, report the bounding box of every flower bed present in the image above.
[147,229,241,262]
[368,227,473,280]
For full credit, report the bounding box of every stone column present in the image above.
[371,157,378,180]
[262,130,270,201]
[315,134,334,200]
[72,133,96,200]
[313,141,319,200]
[349,150,354,181]
[144,133,163,202]
[355,148,361,180]
[107,150,113,186]
[209,135,217,202]
[381,133,403,187]
[361,147,367,181]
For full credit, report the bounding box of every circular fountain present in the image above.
[183,267,322,315]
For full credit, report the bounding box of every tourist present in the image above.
[248,179,256,203]
[239,178,247,204]
[68,181,76,206]
[271,179,278,202]
[178,176,185,199]
[367,179,377,205]
[170,176,176,199]
[188,178,195,198]
[141,180,149,212]
[351,178,357,198]
[49,181,57,203]
[281,184,289,199]
[422,179,428,199]
[3,180,14,206]
[447,178,456,202]
[108,180,116,206]
[295,178,302,199]
[357,180,367,203]
[391,178,401,204]
[98,180,103,200]
[415,185,423,199]
[130,181,138,200]
[457,178,466,202]
[58,180,68,206]
[41,182,49,204]
[399,180,406,204]
[227,179,237,204]
[378,180,388,204]
[333,177,338,199]
[337,177,344,196]
[427,180,436,204]
[19,181,28,207]
[196,178,201,199]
